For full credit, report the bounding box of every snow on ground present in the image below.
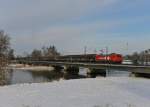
[0,77,150,107]
[9,64,54,71]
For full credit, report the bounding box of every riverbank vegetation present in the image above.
[0,30,12,85]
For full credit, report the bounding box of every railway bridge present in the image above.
[13,60,150,77]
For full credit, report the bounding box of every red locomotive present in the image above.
[95,53,123,64]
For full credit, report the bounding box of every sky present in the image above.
[0,0,150,55]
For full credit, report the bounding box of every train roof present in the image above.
[59,53,122,58]
[59,54,96,58]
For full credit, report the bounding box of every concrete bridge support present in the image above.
[52,65,64,71]
[87,68,106,77]
[64,66,79,75]
[131,68,150,78]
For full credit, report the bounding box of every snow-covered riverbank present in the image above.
[0,77,149,107]
[9,64,54,71]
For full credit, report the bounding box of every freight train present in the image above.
[57,53,123,64]
[16,53,123,64]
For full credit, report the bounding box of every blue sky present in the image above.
[0,0,150,55]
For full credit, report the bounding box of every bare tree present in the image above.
[131,52,139,65]
[0,30,10,85]
[31,49,42,60]
[42,45,60,58]
[8,49,14,60]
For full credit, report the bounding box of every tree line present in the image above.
[124,49,150,65]
[27,45,60,60]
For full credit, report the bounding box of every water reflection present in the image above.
[106,70,130,77]
[7,70,61,84]
[31,70,64,82]
[0,69,9,85]
[6,68,131,85]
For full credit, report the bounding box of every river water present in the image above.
[5,68,131,85]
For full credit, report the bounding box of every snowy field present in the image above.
[0,77,150,107]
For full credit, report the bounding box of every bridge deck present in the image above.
[16,61,150,74]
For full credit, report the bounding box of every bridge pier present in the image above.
[133,73,150,78]
[52,65,64,71]
[87,68,106,77]
[131,68,150,78]
[64,66,79,75]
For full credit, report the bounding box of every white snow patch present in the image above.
[0,77,150,107]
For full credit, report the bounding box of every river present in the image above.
[5,68,131,85]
